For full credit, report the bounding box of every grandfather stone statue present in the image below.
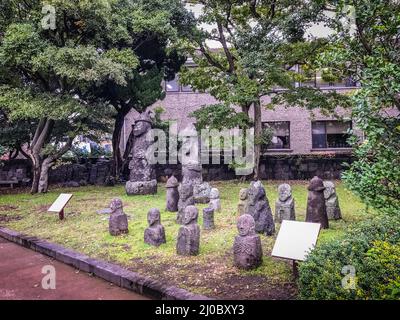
[209,188,221,212]
[246,181,275,236]
[323,181,342,220]
[177,183,195,224]
[237,188,248,216]
[306,176,329,229]
[109,198,129,236]
[126,111,157,195]
[166,176,179,212]
[275,184,296,223]
[193,181,212,204]
[176,205,200,256]
[203,207,215,230]
[144,208,166,247]
[233,214,263,270]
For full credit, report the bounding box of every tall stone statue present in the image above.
[109,198,129,236]
[275,184,296,223]
[166,176,179,212]
[246,181,275,236]
[323,181,342,220]
[180,123,211,204]
[176,206,200,256]
[306,176,329,229]
[177,183,195,224]
[125,111,157,195]
[144,208,166,247]
[233,214,263,270]
[209,188,221,212]
[237,188,248,216]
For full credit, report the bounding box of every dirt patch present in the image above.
[127,256,297,300]
[0,205,19,212]
[0,214,22,223]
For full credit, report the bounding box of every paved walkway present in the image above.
[0,238,149,300]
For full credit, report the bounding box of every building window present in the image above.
[165,75,180,92]
[165,74,194,93]
[312,121,352,149]
[262,121,291,150]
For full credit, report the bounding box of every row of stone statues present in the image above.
[108,198,262,269]
[237,177,342,231]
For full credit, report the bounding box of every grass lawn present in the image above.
[0,180,372,299]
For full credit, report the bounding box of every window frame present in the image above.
[262,121,291,151]
[311,120,353,149]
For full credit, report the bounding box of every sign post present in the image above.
[271,220,321,278]
[48,194,73,220]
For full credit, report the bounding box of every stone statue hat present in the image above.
[308,176,326,192]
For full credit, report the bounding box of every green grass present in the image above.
[0,180,372,299]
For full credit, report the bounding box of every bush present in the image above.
[298,215,400,300]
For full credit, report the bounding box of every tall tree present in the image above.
[0,1,134,193]
[180,0,328,179]
[317,0,400,214]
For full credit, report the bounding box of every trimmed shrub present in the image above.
[298,215,400,300]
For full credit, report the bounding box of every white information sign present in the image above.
[271,220,321,262]
[48,194,73,213]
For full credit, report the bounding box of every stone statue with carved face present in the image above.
[237,188,248,216]
[177,183,195,224]
[176,206,200,256]
[275,184,296,223]
[323,181,342,220]
[233,214,263,270]
[306,176,329,229]
[125,111,157,195]
[144,208,166,247]
[245,181,275,236]
[109,198,129,236]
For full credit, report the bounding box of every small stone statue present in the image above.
[109,198,129,236]
[306,176,329,229]
[246,181,275,236]
[209,188,221,212]
[233,214,263,270]
[203,207,215,230]
[193,182,212,204]
[126,111,157,195]
[176,206,200,256]
[144,208,166,247]
[237,188,248,216]
[275,184,296,223]
[323,181,342,220]
[166,176,179,212]
[177,183,195,224]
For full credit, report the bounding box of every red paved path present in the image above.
[0,237,149,300]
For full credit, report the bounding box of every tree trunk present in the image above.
[38,158,53,193]
[30,154,42,194]
[111,112,125,179]
[253,99,262,180]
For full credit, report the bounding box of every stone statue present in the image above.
[109,198,129,236]
[323,181,342,220]
[193,182,212,204]
[306,176,329,229]
[176,205,200,256]
[125,111,157,195]
[237,188,248,216]
[209,188,221,212]
[233,214,263,270]
[166,176,179,212]
[245,181,275,236]
[275,184,296,223]
[203,207,215,230]
[144,208,166,247]
[177,183,195,224]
